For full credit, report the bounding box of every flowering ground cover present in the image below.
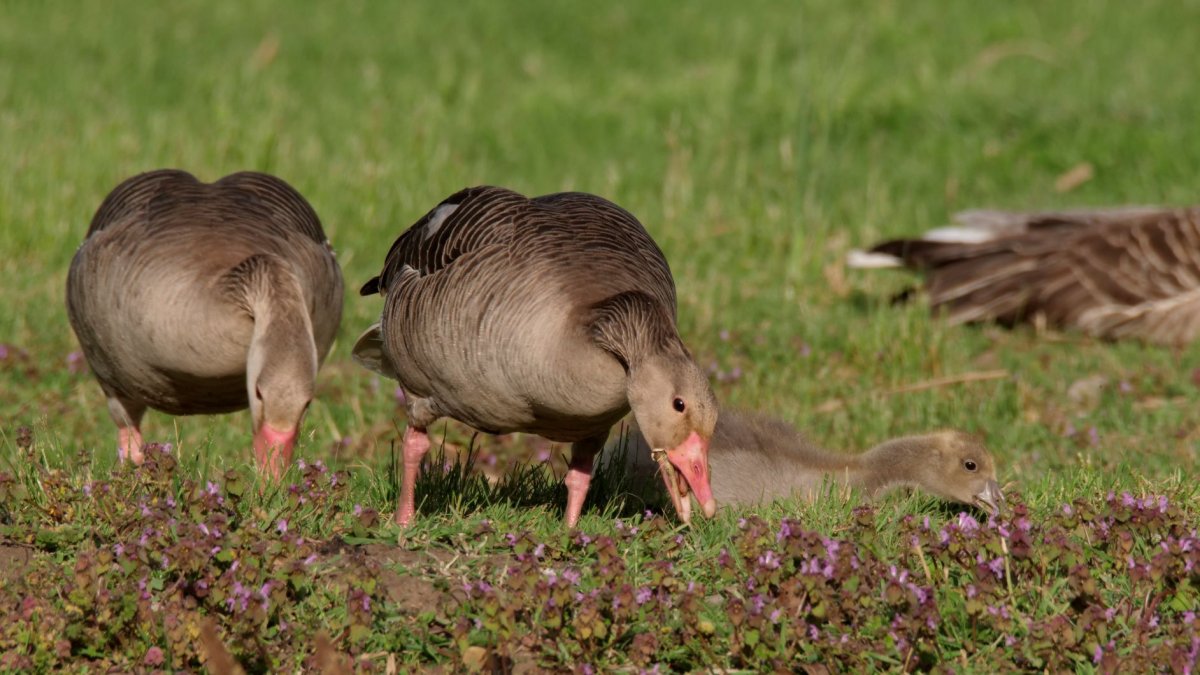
[4,0,1200,670]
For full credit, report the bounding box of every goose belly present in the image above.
[383,294,628,440]
[70,263,255,413]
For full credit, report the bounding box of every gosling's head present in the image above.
[907,431,1004,514]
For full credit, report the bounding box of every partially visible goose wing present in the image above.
[950,205,1168,237]
[851,207,1200,344]
[360,186,525,296]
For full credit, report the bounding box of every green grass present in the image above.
[3,0,1200,670]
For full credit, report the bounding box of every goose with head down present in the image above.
[66,169,343,477]
[354,185,718,527]
[847,206,1200,344]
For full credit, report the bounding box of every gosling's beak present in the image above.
[974,479,1005,515]
[654,431,717,523]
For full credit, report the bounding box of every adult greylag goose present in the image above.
[610,409,1004,513]
[66,169,343,477]
[846,206,1200,345]
[353,185,718,527]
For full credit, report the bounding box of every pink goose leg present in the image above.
[118,426,145,465]
[564,436,604,528]
[395,426,431,526]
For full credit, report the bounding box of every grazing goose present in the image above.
[353,185,718,527]
[66,169,343,477]
[846,206,1200,344]
[609,409,1004,513]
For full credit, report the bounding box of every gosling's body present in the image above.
[612,409,1003,512]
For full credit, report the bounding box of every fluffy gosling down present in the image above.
[610,409,1005,515]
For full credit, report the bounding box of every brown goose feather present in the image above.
[66,169,343,472]
[355,185,717,526]
[851,206,1200,344]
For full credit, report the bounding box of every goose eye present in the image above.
[255,385,264,402]
[963,460,978,472]
[672,398,686,413]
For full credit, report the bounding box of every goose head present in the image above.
[905,431,1004,514]
[627,352,719,522]
[247,333,317,479]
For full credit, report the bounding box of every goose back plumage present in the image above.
[359,185,681,441]
[852,206,1200,344]
[67,169,342,416]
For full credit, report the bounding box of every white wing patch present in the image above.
[845,249,903,269]
[423,203,460,240]
[921,226,997,244]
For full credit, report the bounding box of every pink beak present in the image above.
[253,423,296,480]
[664,430,717,522]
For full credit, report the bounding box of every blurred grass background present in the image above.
[3,0,1199,501]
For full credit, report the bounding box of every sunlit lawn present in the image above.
[2,0,1199,670]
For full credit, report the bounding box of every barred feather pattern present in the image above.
[86,169,327,244]
[865,207,1200,345]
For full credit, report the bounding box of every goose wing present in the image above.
[360,186,525,296]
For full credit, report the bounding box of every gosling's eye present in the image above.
[672,398,686,413]
[963,460,978,472]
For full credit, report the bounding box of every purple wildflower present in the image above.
[143,646,165,667]
[777,520,794,541]
[635,587,653,605]
[750,594,767,614]
[987,557,1005,579]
